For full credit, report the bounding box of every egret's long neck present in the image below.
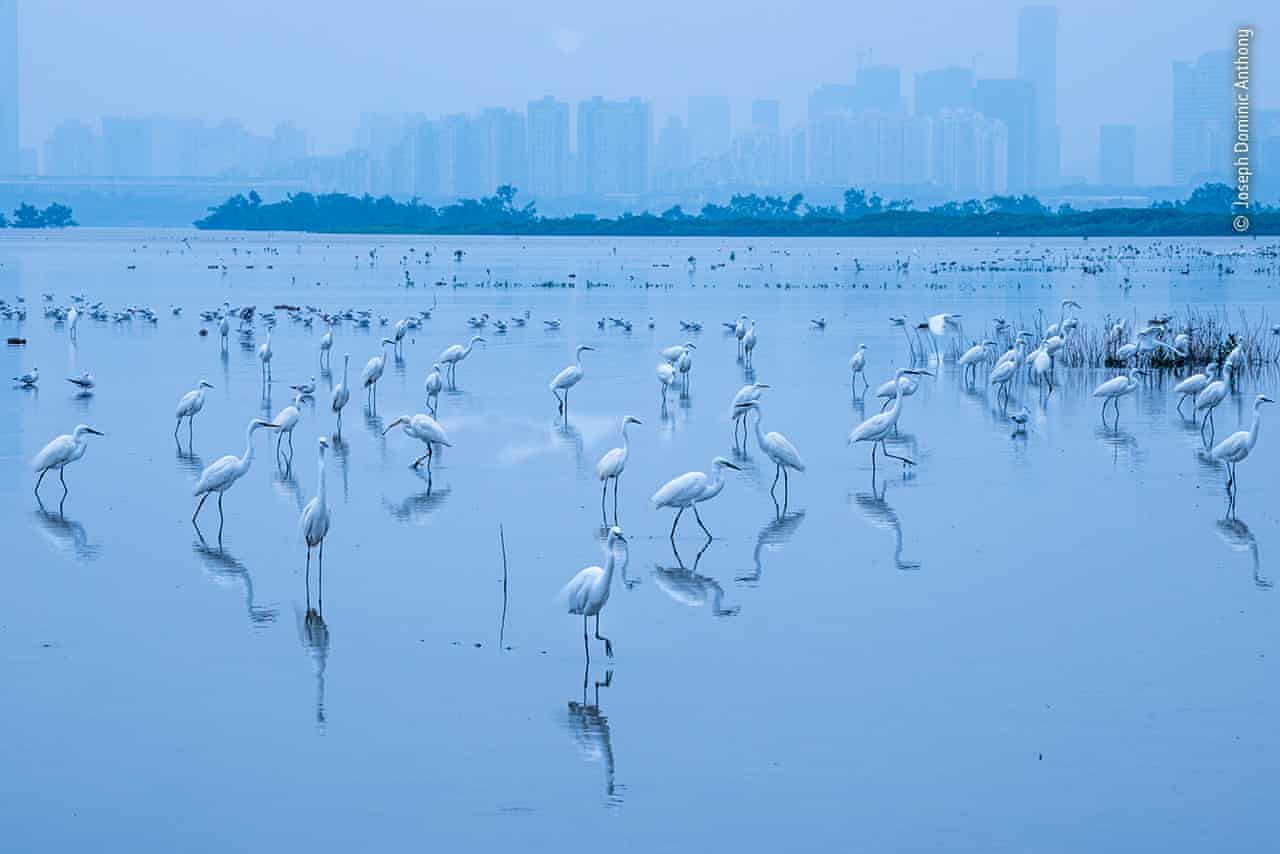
[317,449,328,505]
[241,424,257,469]
[887,376,906,423]
[620,422,631,457]
[602,544,618,589]
[343,359,349,383]
[753,409,766,446]
[1249,406,1263,450]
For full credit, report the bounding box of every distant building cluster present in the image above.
[2,3,1278,206]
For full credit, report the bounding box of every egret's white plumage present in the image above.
[192,419,278,530]
[850,369,931,468]
[361,338,395,406]
[424,362,444,415]
[330,354,351,436]
[32,424,103,496]
[651,456,741,540]
[384,413,452,468]
[560,527,626,658]
[438,335,485,386]
[596,416,642,523]
[737,400,804,502]
[299,437,331,571]
[1093,371,1144,423]
[550,345,594,414]
[175,379,214,441]
[1173,364,1216,415]
[1210,395,1274,495]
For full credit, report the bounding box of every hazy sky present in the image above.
[15,0,1276,177]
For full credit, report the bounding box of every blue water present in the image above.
[2,230,1279,852]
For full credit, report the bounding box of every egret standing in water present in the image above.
[849,368,932,472]
[319,323,333,369]
[67,306,79,340]
[657,362,676,405]
[330,354,351,437]
[175,379,214,443]
[560,526,626,659]
[192,419,279,535]
[742,321,758,367]
[32,424,104,499]
[1093,370,1146,426]
[384,413,452,468]
[735,400,805,506]
[362,339,395,409]
[218,314,230,350]
[1210,395,1273,497]
[848,345,868,393]
[438,335,485,388]
[270,393,303,463]
[299,437,331,578]
[651,456,742,541]
[258,331,273,383]
[551,345,595,416]
[730,382,770,447]
[424,362,444,416]
[1173,364,1216,417]
[734,314,749,357]
[1196,371,1229,441]
[596,416,642,525]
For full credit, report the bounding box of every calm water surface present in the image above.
[2,231,1279,852]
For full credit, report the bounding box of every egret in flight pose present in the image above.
[736,400,805,505]
[362,338,395,408]
[1173,364,1216,417]
[849,368,932,471]
[848,345,868,393]
[192,419,279,534]
[424,362,444,416]
[1210,395,1274,496]
[384,413,452,468]
[551,345,595,416]
[731,382,770,447]
[32,424,104,498]
[560,526,626,659]
[331,354,351,437]
[299,437,331,577]
[1093,370,1146,426]
[651,456,741,541]
[439,335,485,388]
[596,416,642,525]
[175,379,214,443]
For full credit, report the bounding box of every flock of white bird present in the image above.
[17,294,1274,660]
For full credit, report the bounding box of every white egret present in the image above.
[192,419,279,532]
[384,413,452,468]
[848,344,869,392]
[1195,372,1230,439]
[67,372,95,391]
[175,379,214,442]
[596,416,642,524]
[1173,364,1216,417]
[731,382,770,446]
[742,321,757,367]
[331,354,351,436]
[361,338,395,407]
[957,340,993,384]
[551,345,595,415]
[270,393,304,460]
[849,368,932,470]
[258,331,273,382]
[290,377,317,397]
[736,400,805,504]
[218,314,230,348]
[299,437,331,575]
[32,424,104,497]
[875,373,920,413]
[660,342,695,364]
[677,345,694,391]
[438,335,485,387]
[734,314,749,356]
[560,526,626,658]
[424,362,444,415]
[67,306,79,339]
[392,318,409,354]
[651,456,742,541]
[1210,395,1274,493]
[657,362,676,403]
[1093,370,1146,425]
[926,313,961,361]
[13,367,38,387]
[319,324,333,368]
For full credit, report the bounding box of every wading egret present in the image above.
[849,369,932,471]
[736,400,805,505]
[331,354,351,436]
[439,335,485,387]
[192,419,279,533]
[677,345,694,391]
[560,526,626,659]
[1173,364,1216,417]
[849,344,868,392]
[1093,370,1146,425]
[657,362,676,403]
[32,424,104,498]
[362,339,395,407]
[218,314,230,348]
[731,382,770,446]
[299,436,331,576]
[424,363,444,415]
[1210,395,1274,494]
[1195,372,1229,440]
[742,321,757,367]
[651,456,741,541]
[596,416,642,524]
[258,331,273,382]
[660,342,695,364]
[67,306,79,339]
[551,345,594,415]
[384,413,452,468]
[734,314,749,356]
[270,393,303,461]
[957,340,994,384]
[175,379,214,442]
[319,324,333,368]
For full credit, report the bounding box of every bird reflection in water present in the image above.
[192,534,278,626]
[553,418,585,472]
[383,467,451,523]
[1216,516,1271,590]
[34,498,100,562]
[652,539,740,617]
[272,466,305,512]
[565,668,623,809]
[1094,424,1141,466]
[739,505,806,585]
[852,477,920,571]
[329,435,351,503]
[296,563,331,729]
[175,443,204,476]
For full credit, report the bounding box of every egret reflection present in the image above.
[652,540,740,617]
[193,536,278,626]
[1215,517,1271,590]
[739,507,806,585]
[852,478,920,572]
[565,668,623,809]
[34,500,100,562]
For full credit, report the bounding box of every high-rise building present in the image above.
[527,96,570,199]
[915,67,974,117]
[687,96,731,163]
[856,66,903,115]
[808,84,858,124]
[751,99,781,136]
[0,0,18,174]
[1098,124,1136,186]
[975,78,1036,192]
[1017,5,1058,187]
[101,117,154,177]
[1172,50,1232,186]
[43,119,97,176]
[577,97,651,195]
[653,116,690,191]
[932,110,1008,194]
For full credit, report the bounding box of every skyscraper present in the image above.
[751,99,781,136]
[975,78,1037,192]
[915,67,974,117]
[1172,50,1232,186]
[856,66,903,115]
[687,96,731,163]
[577,97,651,195]
[1016,5,1058,187]
[1098,125,1136,186]
[527,96,570,199]
[0,0,18,175]
[43,119,97,176]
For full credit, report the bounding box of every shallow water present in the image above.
[2,230,1280,852]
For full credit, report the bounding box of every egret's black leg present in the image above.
[595,615,613,658]
[670,507,684,542]
[193,492,208,524]
[692,504,712,539]
[34,468,47,496]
